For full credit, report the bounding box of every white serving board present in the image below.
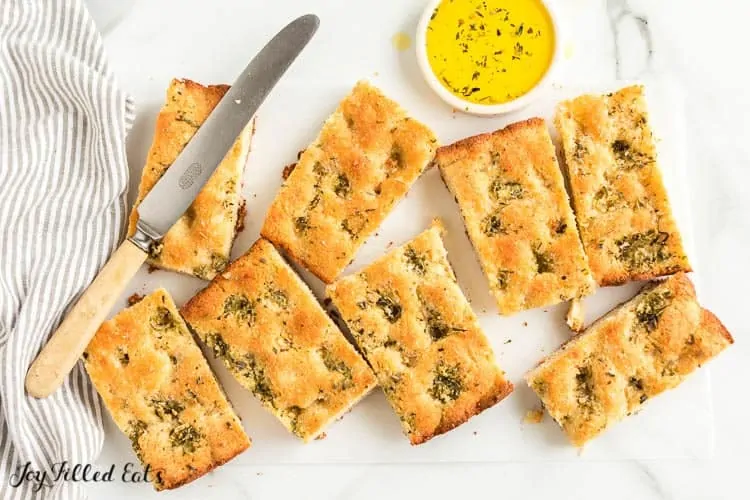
[97,0,709,467]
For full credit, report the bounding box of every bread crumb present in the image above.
[504,339,511,344]
[522,321,528,327]
[472,431,478,436]
[315,432,327,441]
[566,298,585,333]
[524,408,544,424]
[126,293,144,307]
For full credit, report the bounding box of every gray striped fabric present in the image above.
[0,1,134,498]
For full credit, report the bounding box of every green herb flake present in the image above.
[206,332,230,359]
[635,289,673,332]
[389,144,405,170]
[532,379,547,396]
[341,213,367,239]
[375,291,402,323]
[489,179,523,203]
[149,306,175,331]
[294,216,311,234]
[285,405,304,435]
[429,363,464,404]
[572,139,588,161]
[615,230,670,271]
[421,301,466,342]
[497,270,512,291]
[575,364,597,412]
[117,348,130,366]
[150,397,185,420]
[231,353,275,404]
[265,287,289,308]
[320,347,354,390]
[593,185,625,212]
[533,247,554,274]
[169,423,202,453]
[628,376,644,391]
[481,213,505,236]
[611,139,654,169]
[127,420,148,456]
[222,294,256,325]
[404,246,428,275]
[334,174,350,198]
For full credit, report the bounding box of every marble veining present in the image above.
[606,0,653,78]
[81,0,750,499]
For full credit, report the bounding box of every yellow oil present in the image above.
[392,32,412,51]
[426,0,555,105]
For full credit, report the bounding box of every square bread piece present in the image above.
[554,85,691,286]
[128,78,254,280]
[180,238,377,442]
[261,81,438,283]
[526,273,733,447]
[436,118,595,315]
[84,289,250,490]
[326,221,513,445]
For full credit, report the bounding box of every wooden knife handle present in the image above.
[25,239,147,398]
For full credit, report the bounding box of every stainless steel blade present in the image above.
[133,14,319,240]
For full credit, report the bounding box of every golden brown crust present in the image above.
[261,81,439,283]
[327,220,513,445]
[84,289,250,490]
[554,85,691,286]
[435,118,595,315]
[526,273,733,447]
[180,239,376,442]
[128,78,254,280]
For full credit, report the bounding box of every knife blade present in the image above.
[24,14,319,399]
[133,13,319,243]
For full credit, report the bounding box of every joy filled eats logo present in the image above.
[9,461,159,492]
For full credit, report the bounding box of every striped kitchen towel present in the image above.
[0,1,134,499]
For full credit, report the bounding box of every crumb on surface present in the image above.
[473,431,478,436]
[524,408,544,424]
[522,321,528,327]
[126,293,144,307]
[504,339,512,344]
[315,432,327,441]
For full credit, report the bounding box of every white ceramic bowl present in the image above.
[415,0,563,116]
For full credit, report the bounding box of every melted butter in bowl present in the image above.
[416,0,561,115]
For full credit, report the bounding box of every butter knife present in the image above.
[25,14,320,398]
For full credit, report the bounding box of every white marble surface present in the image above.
[84,0,750,498]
